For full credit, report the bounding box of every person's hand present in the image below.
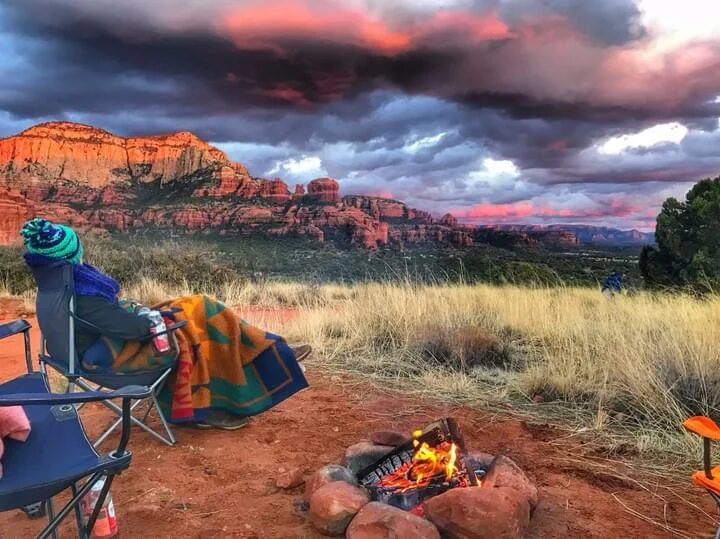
[135,306,154,320]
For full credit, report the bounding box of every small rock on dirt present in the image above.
[370,430,410,447]
[304,464,358,503]
[293,497,310,514]
[276,466,306,489]
[310,481,370,536]
[424,486,530,539]
[347,501,441,539]
[484,455,538,510]
[342,441,394,474]
[531,394,544,404]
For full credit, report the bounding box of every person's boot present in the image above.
[197,411,250,431]
[291,344,312,362]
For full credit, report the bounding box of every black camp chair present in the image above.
[30,262,185,446]
[0,318,150,539]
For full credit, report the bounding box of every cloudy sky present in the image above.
[2,0,720,230]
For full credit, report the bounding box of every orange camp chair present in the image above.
[683,416,720,539]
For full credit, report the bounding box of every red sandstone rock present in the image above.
[0,122,226,188]
[275,465,306,489]
[194,166,242,197]
[424,486,530,539]
[347,502,440,539]
[308,177,340,203]
[440,213,458,227]
[342,442,393,474]
[0,188,33,245]
[258,178,291,202]
[369,431,409,447]
[307,224,324,241]
[232,207,273,224]
[304,465,358,503]
[99,185,129,206]
[0,121,494,250]
[466,451,496,470]
[309,481,369,536]
[294,184,305,196]
[484,456,538,511]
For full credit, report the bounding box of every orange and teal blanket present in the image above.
[83,295,308,423]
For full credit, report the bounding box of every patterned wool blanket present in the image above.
[84,295,308,423]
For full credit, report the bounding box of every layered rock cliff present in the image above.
[0,122,473,249]
[0,122,227,189]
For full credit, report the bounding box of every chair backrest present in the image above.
[30,263,77,373]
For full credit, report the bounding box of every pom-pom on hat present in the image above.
[20,218,83,264]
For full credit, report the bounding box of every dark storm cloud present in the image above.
[497,0,645,45]
[1,0,720,230]
[2,0,705,121]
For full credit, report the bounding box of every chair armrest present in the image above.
[73,313,186,340]
[0,384,151,406]
[0,319,31,340]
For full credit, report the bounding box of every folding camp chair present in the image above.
[683,415,720,539]
[30,262,185,447]
[0,317,150,539]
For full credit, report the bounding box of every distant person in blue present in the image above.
[601,270,624,299]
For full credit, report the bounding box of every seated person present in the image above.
[20,218,311,430]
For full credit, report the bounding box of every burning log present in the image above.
[447,417,479,487]
[356,418,487,511]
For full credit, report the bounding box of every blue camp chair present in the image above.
[0,318,150,539]
[30,262,185,446]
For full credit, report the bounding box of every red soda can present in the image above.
[149,311,171,353]
[81,478,118,538]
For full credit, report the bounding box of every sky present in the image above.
[1,1,720,230]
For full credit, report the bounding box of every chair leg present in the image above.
[153,392,176,445]
[94,397,146,448]
[71,483,89,539]
[88,370,176,446]
[94,396,175,446]
[45,498,58,539]
[140,399,154,423]
[38,473,103,539]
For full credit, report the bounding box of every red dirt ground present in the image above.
[0,303,715,538]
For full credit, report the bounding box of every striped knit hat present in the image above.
[20,218,83,264]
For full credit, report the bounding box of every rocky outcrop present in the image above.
[0,189,33,245]
[258,178,291,203]
[0,121,478,250]
[440,213,458,227]
[481,224,651,246]
[0,122,227,189]
[307,177,340,204]
[344,196,413,221]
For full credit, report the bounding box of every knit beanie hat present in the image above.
[20,218,83,264]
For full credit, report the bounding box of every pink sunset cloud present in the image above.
[219,2,510,55]
[453,196,650,224]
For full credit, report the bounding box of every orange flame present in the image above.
[379,429,467,492]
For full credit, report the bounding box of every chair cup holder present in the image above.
[50,403,77,421]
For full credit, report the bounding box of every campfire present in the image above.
[356,418,486,512]
[302,416,537,537]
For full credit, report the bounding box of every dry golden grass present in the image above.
[121,277,355,308]
[273,282,720,459]
[2,277,716,458]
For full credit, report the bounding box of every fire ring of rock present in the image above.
[303,418,537,538]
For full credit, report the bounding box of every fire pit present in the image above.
[357,418,485,512]
[302,417,538,538]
